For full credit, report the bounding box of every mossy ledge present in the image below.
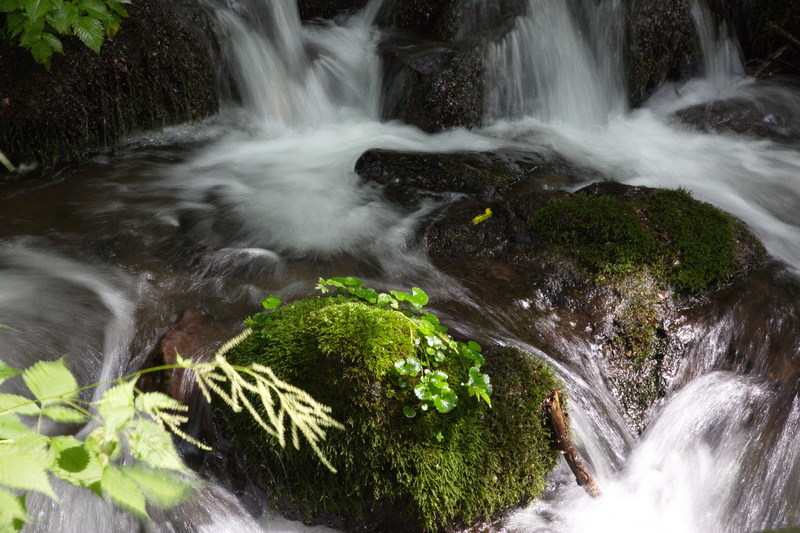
[219,295,562,532]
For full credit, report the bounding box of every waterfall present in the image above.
[212,0,384,129]
[483,0,626,126]
[690,0,744,94]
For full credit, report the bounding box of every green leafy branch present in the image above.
[247,278,493,421]
[1,0,131,68]
[0,333,342,532]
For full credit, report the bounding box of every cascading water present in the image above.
[2,0,800,531]
[484,0,626,126]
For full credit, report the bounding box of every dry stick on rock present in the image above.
[769,22,800,52]
[544,389,601,498]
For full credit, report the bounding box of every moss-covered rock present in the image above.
[220,295,562,532]
[424,180,766,431]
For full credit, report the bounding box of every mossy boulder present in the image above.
[424,181,765,431]
[220,295,562,532]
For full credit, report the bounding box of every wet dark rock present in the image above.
[626,0,702,107]
[0,0,220,172]
[425,181,767,432]
[675,79,800,143]
[379,37,483,132]
[355,148,548,206]
[297,0,370,21]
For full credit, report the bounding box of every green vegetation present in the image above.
[529,187,739,293]
[1,0,131,68]
[0,335,341,532]
[221,279,562,531]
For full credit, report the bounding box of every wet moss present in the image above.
[221,295,561,532]
[528,187,740,294]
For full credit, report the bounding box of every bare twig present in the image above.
[0,149,15,172]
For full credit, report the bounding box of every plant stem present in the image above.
[0,149,15,172]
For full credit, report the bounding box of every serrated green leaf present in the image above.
[120,465,192,509]
[76,0,110,20]
[41,31,63,54]
[126,419,187,472]
[73,15,104,53]
[41,405,87,423]
[5,12,28,37]
[22,357,79,406]
[25,0,55,21]
[0,362,20,388]
[0,414,35,440]
[0,448,57,500]
[97,380,136,437]
[0,487,29,531]
[0,394,39,417]
[102,465,148,519]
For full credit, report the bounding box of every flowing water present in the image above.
[2,0,800,531]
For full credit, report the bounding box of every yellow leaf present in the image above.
[472,208,493,225]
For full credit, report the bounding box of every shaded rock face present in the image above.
[626,0,702,107]
[379,38,484,132]
[0,0,219,171]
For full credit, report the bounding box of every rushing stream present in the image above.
[2,0,800,531]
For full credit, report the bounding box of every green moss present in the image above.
[221,296,561,532]
[528,188,740,294]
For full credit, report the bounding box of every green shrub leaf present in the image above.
[0,487,29,532]
[41,405,88,423]
[119,465,192,509]
[0,394,39,416]
[102,465,148,519]
[98,380,136,437]
[22,357,79,406]
[0,448,57,500]
[127,419,187,472]
[0,362,20,387]
[73,15,104,53]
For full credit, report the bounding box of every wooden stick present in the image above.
[770,22,800,52]
[544,389,601,498]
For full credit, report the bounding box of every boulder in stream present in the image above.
[217,293,563,532]
[424,180,766,431]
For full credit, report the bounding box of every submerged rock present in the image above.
[0,0,219,171]
[675,79,800,143]
[424,181,766,431]
[355,148,548,205]
[218,294,562,532]
[297,0,370,21]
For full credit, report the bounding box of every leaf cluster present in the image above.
[0,357,192,532]
[309,277,493,418]
[0,334,342,532]
[1,0,131,68]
